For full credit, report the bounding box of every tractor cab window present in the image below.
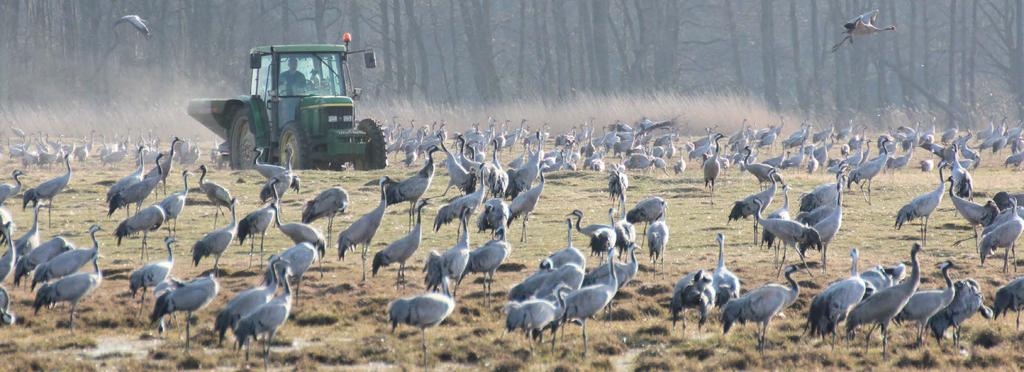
[277,53,344,97]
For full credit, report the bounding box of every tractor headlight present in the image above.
[328,115,339,123]
[342,115,354,122]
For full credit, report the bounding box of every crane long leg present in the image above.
[69,303,76,331]
[260,233,266,270]
[265,332,273,369]
[422,329,428,368]
[882,322,890,359]
[361,243,369,282]
[137,289,147,318]
[521,215,529,243]
[186,312,192,351]
[582,320,589,356]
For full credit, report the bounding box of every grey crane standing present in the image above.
[437,209,471,297]
[235,260,293,369]
[847,137,890,204]
[32,225,102,290]
[509,169,545,243]
[108,153,163,217]
[197,165,234,228]
[978,197,1024,273]
[23,153,72,228]
[476,198,510,237]
[13,236,71,286]
[388,275,456,368]
[106,146,145,207]
[33,254,102,330]
[270,242,318,306]
[114,204,166,260]
[712,233,742,305]
[752,199,818,277]
[928,279,993,347]
[259,148,300,203]
[722,265,801,352]
[627,196,667,247]
[567,209,617,259]
[158,170,191,236]
[151,273,220,350]
[895,261,957,346]
[14,204,43,258]
[671,269,715,332]
[129,236,175,316]
[702,133,725,204]
[302,186,349,239]
[439,137,475,196]
[646,213,669,274]
[338,177,389,282]
[384,146,437,230]
[810,179,844,273]
[807,248,871,348]
[238,197,277,269]
[992,277,1024,330]
[562,246,619,355]
[144,137,181,196]
[462,227,511,301]
[506,286,568,350]
[845,243,922,358]
[539,218,586,270]
[373,199,430,287]
[894,162,946,243]
[252,147,285,179]
[729,169,781,244]
[742,147,776,190]
[948,178,999,248]
[214,256,280,346]
[434,165,487,231]
[192,198,238,275]
[607,169,629,212]
[0,170,24,206]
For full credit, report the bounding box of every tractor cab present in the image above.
[187,36,385,170]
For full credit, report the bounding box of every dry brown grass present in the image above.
[0,143,1022,370]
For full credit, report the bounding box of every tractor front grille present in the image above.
[322,106,355,131]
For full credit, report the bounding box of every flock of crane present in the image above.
[2,114,1024,368]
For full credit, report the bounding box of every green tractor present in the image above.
[187,37,385,170]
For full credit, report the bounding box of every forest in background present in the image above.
[0,0,1021,136]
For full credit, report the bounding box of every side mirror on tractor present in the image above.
[364,50,377,69]
[249,53,261,69]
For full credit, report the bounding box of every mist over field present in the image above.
[1,1,1019,137]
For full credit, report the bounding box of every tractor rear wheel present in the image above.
[229,109,256,169]
[358,118,388,170]
[279,122,310,169]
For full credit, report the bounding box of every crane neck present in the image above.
[941,265,953,289]
[90,229,100,250]
[199,167,207,184]
[281,265,292,297]
[784,269,799,294]
[272,204,282,228]
[181,173,190,195]
[717,238,726,270]
[166,243,174,262]
[565,219,573,247]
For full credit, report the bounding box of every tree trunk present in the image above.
[760,0,780,110]
[724,0,745,91]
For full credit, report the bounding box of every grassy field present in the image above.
[0,146,1022,371]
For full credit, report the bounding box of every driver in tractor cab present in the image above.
[280,57,307,95]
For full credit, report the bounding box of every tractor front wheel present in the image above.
[229,109,257,169]
[280,122,310,169]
